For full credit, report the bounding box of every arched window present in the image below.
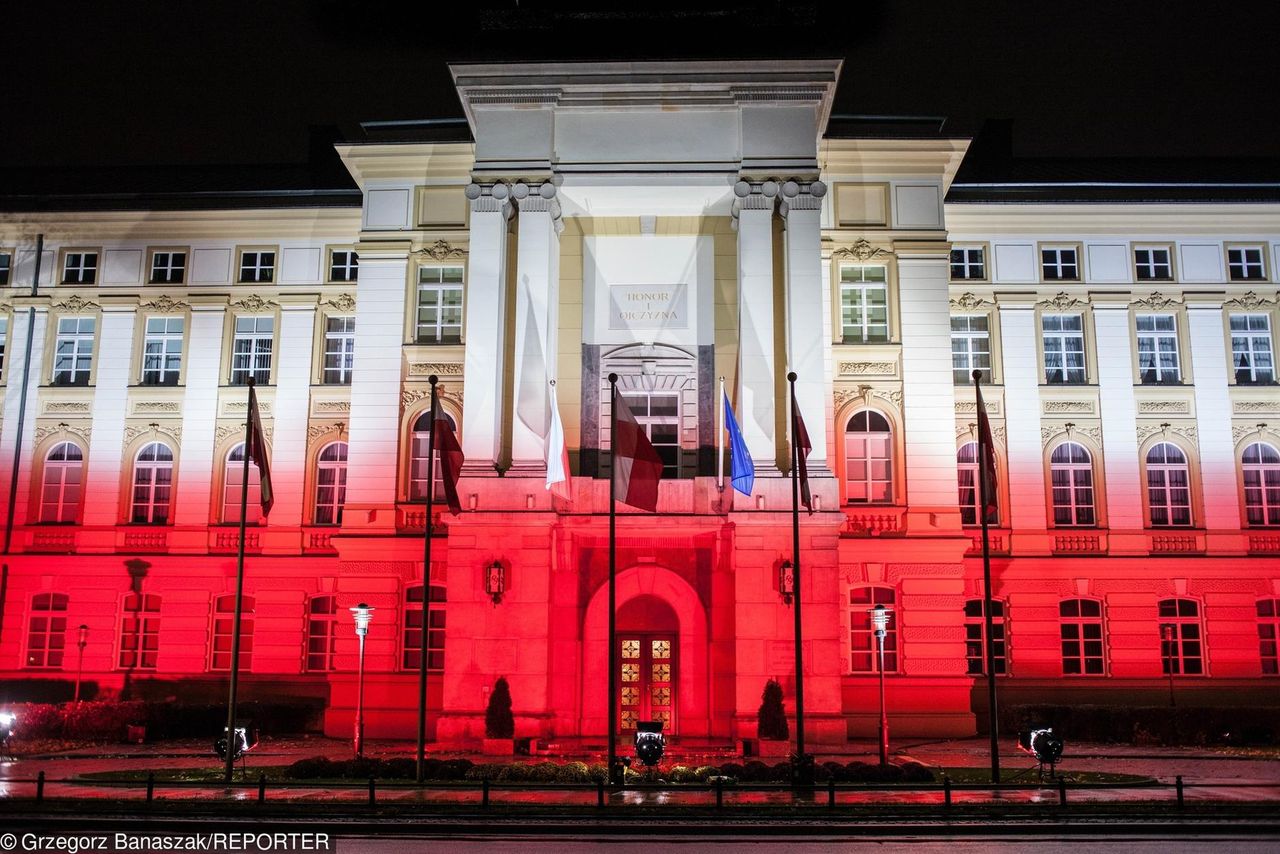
[849,586,897,673]
[1146,442,1192,527]
[957,442,998,526]
[409,411,457,502]
[119,593,161,670]
[1050,442,1095,526]
[844,410,893,504]
[1159,598,1204,675]
[1060,598,1105,675]
[211,593,254,672]
[223,443,263,525]
[1243,443,1280,526]
[314,442,348,525]
[131,442,174,525]
[25,592,69,668]
[964,598,1007,675]
[306,595,338,672]
[1257,599,1280,675]
[40,442,84,523]
[403,582,447,672]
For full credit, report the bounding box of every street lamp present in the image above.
[778,560,795,606]
[1160,623,1177,708]
[74,625,88,704]
[868,604,893,767]
[350,603,375,759]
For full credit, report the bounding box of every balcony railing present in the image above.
[29,529,75,553]
[1053,532,1105,554]
[1249,533,1280,555]
[211,530,262,553]
[1149,532,1203,555]
[842,507,905,537]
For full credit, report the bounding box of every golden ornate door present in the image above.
[619,634,676,735]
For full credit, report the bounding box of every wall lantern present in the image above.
[485,560,505,606]
[778,560,795,606]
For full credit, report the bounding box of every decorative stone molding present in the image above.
[1037,291,1089,310]
[833,387,866,409]
[224,400,270,414]
[214,423,240,446]
[1131,291,1180,311]
[1041,423,1101,447]
[139,294,188,312]
[950,292,993,311]
[871,389,903,408]
[1223,291,1276,310]
[777,179,826,216]
[230,294,277,312]
[124,422,181,447]
[314,400,351,414]
[1233,424,1272,443]
[401,387,431,408]
[53,294,100,313]
[44,401,91,414]
[1135,422,1198,446]
[464,182,517,219]
[414,239,468,262]
[838,361,896,376]
[408,362,463,377]
[1234,400,1280,414]
[33,422,91,446]
[322,293,355,311]
[1043,400,1095,415]
[955,400,1000,415]
[307,421,346,442]
[832,238,893,263]
[1138,400,1190,414]
[133,400,182,414]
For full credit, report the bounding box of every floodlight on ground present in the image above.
[634,720,665,766]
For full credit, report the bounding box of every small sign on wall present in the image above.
[609,283,689,331]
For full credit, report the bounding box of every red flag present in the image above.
[432,404,465,515]
[246,383,274,516]
[612,394,663,512]
[790,385,813,514]
[974,378,998,521]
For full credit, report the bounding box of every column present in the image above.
[1093,300,1145,545]
[1187,300,1243,536]
[734,181,777,470]
[268,299,317,528]
[174,303,225,526]
[897,245,962,531]
[998,301,1050,546]
[509,181,561,474]
[781,180,829,474]
[82,304,136,526]
[460,182,512,472]
[342,244,410,531]
[0,306,47,529]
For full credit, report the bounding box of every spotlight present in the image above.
[0,711,15,753]
[214,723,260,762]
[1018,727,1064,777]
[634,720,666,767]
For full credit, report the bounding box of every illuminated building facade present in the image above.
[0,61,1277,745]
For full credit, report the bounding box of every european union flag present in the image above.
[723,390,755,497]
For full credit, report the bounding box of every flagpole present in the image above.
[416,375,440,783]
[973,368,1000,783]
[716,376,725,492]
[787,371,806,776]
[223,378,254,784]
[607,372,619,785]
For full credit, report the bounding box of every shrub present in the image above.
[287,756,333,779]
[899,761,934,783]
[668,764,696,783]
[823,761,847,782]
[485,677,515,739]
[740,760,771,782]
[344,758,382,779]
[440,758,473,780]
[756,680,789,742]
[557,761,591,783]
[878,762,904,782]
[586,762,609,783]
[525,761,558,783]
[769,761,793,782]
[718,762,744,780]
[497,763,530,782]
[692,765,717,782]
[381,758,416,780]
[844,761,877,782]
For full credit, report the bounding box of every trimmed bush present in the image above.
[440,759,473,780]
[286,757,333,779]
[822,761,847,782]
[497,763,531,782]
[756,679,789,742]
[485,677,515,739]
[899,761,934,783]
[769,761,793,782]
[718,762,744,780]
[528,761,561,782]
[557,761,591,783]
[844,761,877,782]
[740,760,770,782]
[381,758,416,780]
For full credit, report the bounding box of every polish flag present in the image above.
[432,404,465,515]
[612,394,663,512]
[546,382,572,502]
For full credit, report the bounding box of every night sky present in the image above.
[3,0,1279,181]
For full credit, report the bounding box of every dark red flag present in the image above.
[974,378,998,520]
[790,385,813,514]
[612,393,663,512]
[246,383,274,516]
[432,405,465,515]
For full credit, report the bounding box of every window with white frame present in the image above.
[409,411,458,502]
[0,251,11,285]
[1041,247,1079,281]
[964,598,1007,675]
[1242,442,1280,526]
[1146,442,1192,526]
[118,592,160,670]
[951,315,991,384]
[0,316,7,373]
[1136,314,1180,384]
[238,250,275,284]
[949,247,986,280]
[25,592,69,668]
[403,583,446,672]
[1159,598,1204,675]
[415,266,463,344]
[1257,599,1280,675]
[306,595,338,672]
[211,593,253,671]
[839,265,889,343]
[1135,247,1173,281]
[329,250,358,283]
[620,392,682,478]
[1228,246,1266,281]
[231,316,273,385]
[1060,598,1105,675]
[957,441,998,526]
[1041,314,1086,384]
[849,586,897,673]
[53,316,95,386]
[1050,442,1096,526]
[314,442,348,525]
[845,410,893,504]
[223,443,264,525]
[131,442,173,525]
[149,251,186,284]
[62,251,98,285]
[322,316,355,385]
[141,317,183,386]
[40,442,83,524]
[1231,314,1274,383]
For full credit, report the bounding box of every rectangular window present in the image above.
[849,587,897,673]
[149,251,187,284]
[1135,314,1180,384]
[53,317,95,386]
[403,583,446,672]
[1228,246,1266,281]
[839,265,889,343]
[1041,247,1079,281]
[1060,599,1105,675]
[25,592,69,669]
[238,250,275,284]
[415,266,464,343]
[950,315,991,384]
[1135,247,1173,281]
[620,392,682,478]
[119,593,161,670]
[1231,314,1274,384]
[964,599,1007,675]
[1041,314,1086,383]
[231,316,274,385]
[322,316,356,385]
[0,251,11,286]
[210,595,254,672]
[1258,600,1280,675]
[306,596,338,672]
[329,250,358,283]
[141,317,183,386]
[62,251,98,285]
[0,316,8,374]
[1159,599,1204,675]
[950,247,986,280]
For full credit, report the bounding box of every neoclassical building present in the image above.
[0,61,1277,745]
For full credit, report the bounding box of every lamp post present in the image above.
[869,604,892,766]
[1160,623,1177,709]
[350,603,374,759]
[74,624,88,704]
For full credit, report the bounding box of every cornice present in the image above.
[334,143,476,187]
[944,203,1280,236]
[0,206,361,243]
[820,138,971,192]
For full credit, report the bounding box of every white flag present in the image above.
[545,382,572,502]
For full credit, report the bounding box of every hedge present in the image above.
[7,699,325,742]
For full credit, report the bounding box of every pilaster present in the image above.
[1186,296,1245,544]
[0,306,47,528]
[733,181,779,475]
[1092,298,1145,548]
[82,303,136,526]
[174,302,226,526]
[270,297,318,528]
[998,298,1050,551]
[781,180,831,481]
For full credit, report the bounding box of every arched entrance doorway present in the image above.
[617,596,678,735]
